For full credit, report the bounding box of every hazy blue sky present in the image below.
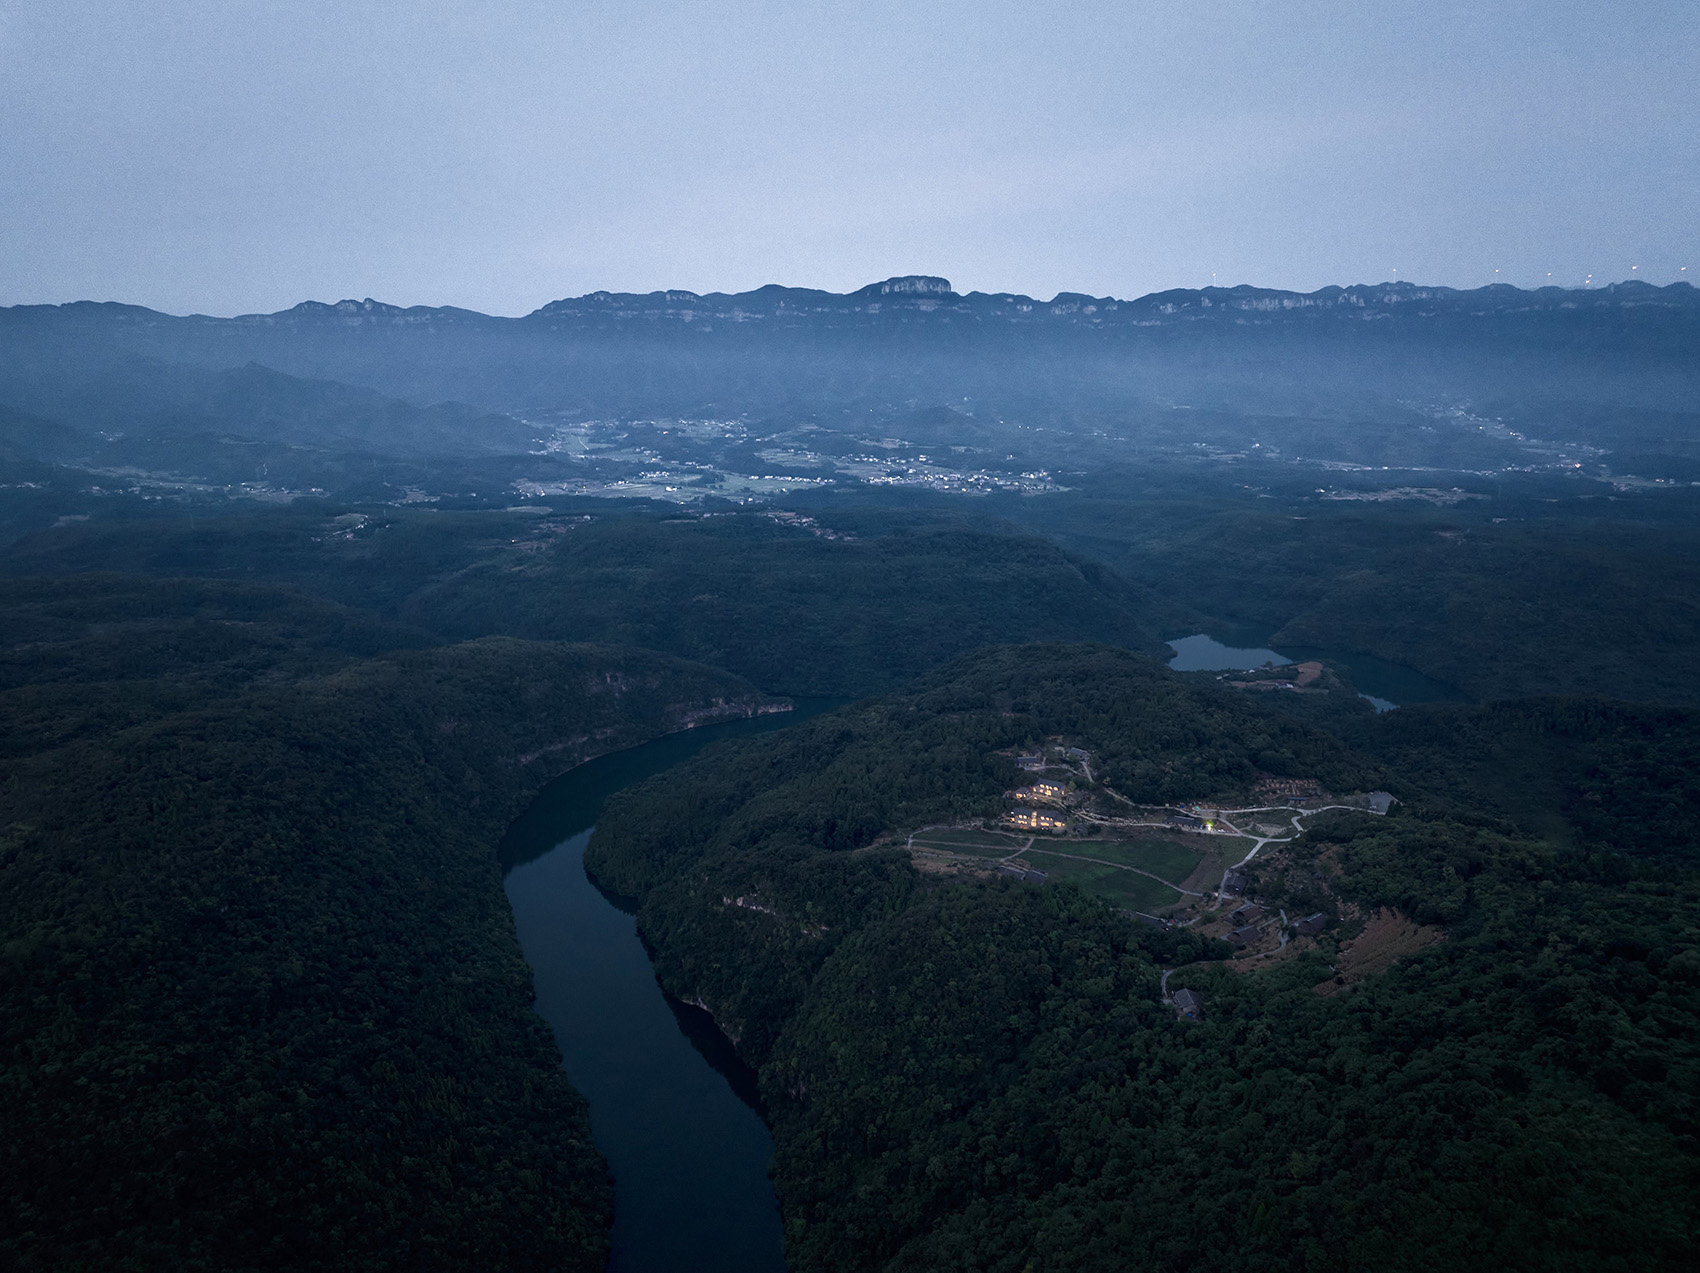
[3,1,1695,314]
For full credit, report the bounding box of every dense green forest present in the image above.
[5,439,1700,1268]
[2,505,1162,697]
[0,580,783,1270]
[1002,488,1700,704]
[5,273,1700,1270]
[17,489,1700,705]
[590,645,1699,1271]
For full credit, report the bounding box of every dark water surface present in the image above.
[1166,634,1460,709]
[500,702,840,1273]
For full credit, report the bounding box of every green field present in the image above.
[1022,852,1184,912]
[1067,838,1204,883]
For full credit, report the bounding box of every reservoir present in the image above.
[1166,634,1460,709]
[499,702,838,1273]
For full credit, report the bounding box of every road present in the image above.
[1212,804,1364,898]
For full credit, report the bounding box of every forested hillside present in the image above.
[1010,490,1700,705]
[589,644,1700,1271]
[586,645,1361,1053]
[397,517,1158,694]
[0,588,780,1271]
[2,506,1163,696]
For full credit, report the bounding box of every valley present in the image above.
[1,279,1696,1271]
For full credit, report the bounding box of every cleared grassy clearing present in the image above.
[1023,852,1183,912]
[1068,838,1202,883]
[1203,835,1259,862]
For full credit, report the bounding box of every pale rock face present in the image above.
[873,275,952,295]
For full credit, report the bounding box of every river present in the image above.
[498,701,840,1273]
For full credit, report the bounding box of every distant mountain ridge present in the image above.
[3,276,1695,461]
[6,276,1696,333]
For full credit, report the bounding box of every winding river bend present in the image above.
[498,702,839,1273]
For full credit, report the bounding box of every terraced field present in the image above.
[908,827,1033,856]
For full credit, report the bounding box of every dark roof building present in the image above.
[1295,912,1328,936]
[1016,778,1069,802]
[1173,988,1203,1018]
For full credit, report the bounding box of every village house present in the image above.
[1015,754,1045,772]
[1015,777,1069,803]
[1295,912,1328,936]
[1221,869,1249,894]
[1004,808,1067,832]
[1173,988,1204,1019]
[1230,903,1265,927]
[998,863,1048,883]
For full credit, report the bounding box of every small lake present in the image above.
[1166,634,1291,673]
[1166,634,1460,710]
[500,701,840,1273]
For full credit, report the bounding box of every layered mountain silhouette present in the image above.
[1,277,1695,473]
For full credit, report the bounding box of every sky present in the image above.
[2,0,1696,315]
